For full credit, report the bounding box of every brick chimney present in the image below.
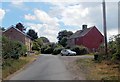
[82,25,87,30]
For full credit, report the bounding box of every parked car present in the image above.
[61,49,76,56]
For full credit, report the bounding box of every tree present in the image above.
[27,29,38,40]
[40,37,50,43]
[15,23,26,32]
[0,27,5,31]
[59,37,67,47]
[32,41,40,51]
[115,34,120,54]
[57,30,73,41]
[35,38,43,47]
[57,30,73,46]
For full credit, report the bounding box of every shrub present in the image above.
[41,44,49,54]
[2,36,12,59]
[2,36,27,59]
[21,45,27,57]
[44,47,53,54]
[111,34,120,61]
[32,41,40,51]
[10,41,24,59]
[70,45,88,55]
[52,47,63,55]
[93,52,106,62]
[112,52,120,60]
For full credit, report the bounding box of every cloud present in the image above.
[34,9,59,26]
[26,23,59,42]
[60,4,89,26]
[11,1,23,5]
[10,0,29,11]
[49,3,98,28]
[24,14,36,20]
[49,2,118,32]
[25,9,60,42]
[107,28,118,39]
[0,8,5,21]
[23,2,118,42]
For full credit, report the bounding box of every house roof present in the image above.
[3,26,32,39]
[69,26,95,39]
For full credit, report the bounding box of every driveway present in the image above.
[10,54,73,80]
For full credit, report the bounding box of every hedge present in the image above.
[52,47,63,55]
[70,45,88,55]
[2,36,27,59]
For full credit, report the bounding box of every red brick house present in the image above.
[3,26,32,51]
[67,25,104,51]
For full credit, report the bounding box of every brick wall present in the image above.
[3,27,32,51]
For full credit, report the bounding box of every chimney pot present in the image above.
[82,25,87,30]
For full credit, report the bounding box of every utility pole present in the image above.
[102,0,108,55]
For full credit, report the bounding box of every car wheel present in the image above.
[68,53,70,56]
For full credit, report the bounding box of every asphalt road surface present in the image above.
[10,54,73,80]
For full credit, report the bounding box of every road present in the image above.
[10,54,73,80]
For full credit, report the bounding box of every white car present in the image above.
[61,49,76,56]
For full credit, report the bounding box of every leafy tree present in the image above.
[40,37,50,43]
[15,23,26,32]
[32,41,40,51]
[0,27,5,31]
[57,30,73,41]
[112,34,120,60]
[27,29,38,40]
[57,30,73,47]
[115,34,120,53]
[35,38,43,47]
[32,38,43,51]
[59,37,67,47]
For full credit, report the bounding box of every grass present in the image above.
[2,54,38,79]
[75,58,120,80]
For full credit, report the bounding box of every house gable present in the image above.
[3,26,32,51]
[82,26,104,49]
[3,27,26,44]
[67,26,104,51]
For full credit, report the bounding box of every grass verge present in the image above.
[75,58,120,80]
[2,54,38,79]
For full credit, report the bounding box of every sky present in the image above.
[0,0,119,42]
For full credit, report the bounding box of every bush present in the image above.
[93,52,106,62]
[41,43,63,54]
[2,36,27,59]
[52,47,63,55]
[21,45,27,56]
[70,45,88,55]
[41,44,49,54]
[2,36,12,59]
[44,47,53,54]
[112,52,120,60]
[32,41,40,51]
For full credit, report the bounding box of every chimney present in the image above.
[82,25,87,30]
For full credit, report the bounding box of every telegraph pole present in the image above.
[102,0,108,55]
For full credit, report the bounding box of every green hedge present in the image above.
[2,36,27,59]
[52,47,63,55]
[41,43,63,54]
[44,47,53,54]
[70,45,88,55]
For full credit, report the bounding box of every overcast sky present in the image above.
[0,0,119,42]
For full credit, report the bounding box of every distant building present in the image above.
[67,25,104,51]
[3,26,32,51]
